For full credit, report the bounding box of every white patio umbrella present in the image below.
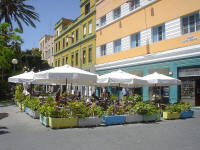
[142,72,181,87]
[33,65,97,86]
[8,71,35,84]
[97,70,147,87]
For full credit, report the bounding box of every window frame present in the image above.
[100,15,106,26]
[152,24,165,43]
[131,32,140,48]
[114,39,121,53]
[88,46,92,63]
[113,7,121,20]
[129,0,140,11]
[100,44,106,56]
[88,20,92,34]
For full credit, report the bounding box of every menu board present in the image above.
[181,80,195,98]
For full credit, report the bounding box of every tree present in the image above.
[0,0,39,31]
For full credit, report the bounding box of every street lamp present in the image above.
[12,58,18,72]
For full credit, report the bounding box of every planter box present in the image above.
[143,114,159,122]
[29,109,39,119]
[49,117,78,129]
[25,107,29,114]
[16,102,22,109]
[163,112,180,120]
[78,117,102,127]
[125,114,143,123]
[40,115,49,127]
[180,111,194,119]
[102,115,126,125]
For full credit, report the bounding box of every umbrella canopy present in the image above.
[142,72,181,86]
[8,71,35,83]
[33,65,97,85]
[97,70,148,87]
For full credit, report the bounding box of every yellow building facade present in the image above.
[54,0,98,72]
[95,0,200,105]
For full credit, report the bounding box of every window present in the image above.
[88,20,92,34]
[100,44,106,56]
[152,24,165,42]
[72,32,74,43]
[66,55,68,64]
[76,52,79,66]
[83,24,87,37]
[55,60,57,67]
[71,54,74,67]
[76,29,79,42]
[113,7,121,20]
[66,36,69,47]
[85,3,90,15]
[63,38,65,48]
[182,12,200,34]
[129,0,140,11]
[83,49,86,64]
[100,15,106,26]
[114,39,121,53]
[58,59,60,67]
[57,28,60,37]
[88,47,92,63]
[58,41,60,50]
[55,43,57,52]
[131,32,140,48]
[62,57,64,66]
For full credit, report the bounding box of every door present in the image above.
[195,80,200,106]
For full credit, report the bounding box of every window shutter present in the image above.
[153,27,157,42]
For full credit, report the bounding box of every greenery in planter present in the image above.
[38,103,49,117]
[110,95,117,101]
[45,95,55,104]
[133,102,161,116]
[116,106,125,115]
[46,103,71,118]
[125,105,135,114]
[95,106,104,118]
[22,96,31,107]
[180,103,192,112]
[14,85,26,103]
[68,102,88,119]
[128,94,142,103]
[29,98,40,111]
[165,104,181,113]
[105,105,114,116]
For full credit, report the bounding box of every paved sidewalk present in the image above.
[1,102,200,150]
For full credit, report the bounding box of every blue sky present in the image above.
[20,0,80,51]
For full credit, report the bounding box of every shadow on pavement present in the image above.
[0,102,14,107]
[0,113,9,120]
[0,126,10,135]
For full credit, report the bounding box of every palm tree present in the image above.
[0,0,39,32]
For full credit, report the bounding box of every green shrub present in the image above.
[133,101,160,116]
[29,98,40,111]
[95,106,104,118]
[68,102,88,119]
[105,105,114,116]
[165,104,181,113]
[128,94,142,103]
[180,103,192,112]
[38,103,49,117]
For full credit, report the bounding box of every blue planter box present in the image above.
[180,111,194,119]
[143,114,158,122]
[102,115,126,125]
[25,107,29,114]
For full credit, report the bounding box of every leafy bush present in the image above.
[128,94,142,103]
[14,85,26,103]
[68,102,88,119]
[22,96,31,107]
[94,106,104,118]
[110,95,117,101]
[180,103,192,112]
[29,98,40,111]
[116,106,125,115]
[105,105,114,116]
[133,101,160,115]
[165,104,181,113]
[38,103,49,117]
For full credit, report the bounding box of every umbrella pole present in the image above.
[66,78,67,93]
[118,83,120,100]
[71,83,73,94]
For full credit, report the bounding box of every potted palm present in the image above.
[180,103,194,119]
[163,104,181,120]
[48,103,78,129]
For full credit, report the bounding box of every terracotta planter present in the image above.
[40,115,49,127]
[49,117,78,129]
[78,117,102,127]
[125,114,143,123]
[29,109,39,119]
[180,111,194,119]
[102,115,126,125]
[163,112,180,120]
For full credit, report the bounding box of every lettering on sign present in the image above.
[183,36,198,43]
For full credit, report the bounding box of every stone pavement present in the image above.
[1,102,200,150]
